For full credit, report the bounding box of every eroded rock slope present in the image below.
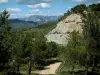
[46,14,83,45]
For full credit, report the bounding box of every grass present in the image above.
[60,62,84,72]
[21,73,37,75]
[20,64,37,71]
[19,64,40,75]
[57,62,100,75]
[57,71,72,75]
[0,72,5,75]
[56,62,91,75]
[0,71,37,75]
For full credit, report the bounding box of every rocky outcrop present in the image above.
[46,14,83,45]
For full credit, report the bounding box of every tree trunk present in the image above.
[92,56,95,75]
[28,60,32,74]
[72,64,75,75]
[84,55,90,75]
[84,62,89,75]
[16,63,20,74]
[0,66,4,71]
[12,61,16,73]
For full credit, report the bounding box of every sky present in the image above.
[0,0,100,18]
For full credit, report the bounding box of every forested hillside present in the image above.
[59,3,100,21]
[56,3,100,75]
[0,3,100,75]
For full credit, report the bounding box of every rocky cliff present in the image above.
[46,14,83,45]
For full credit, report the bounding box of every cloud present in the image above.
[16,0,52,5]
[86,0,100,5]
[9,13,25,19]
[97,0,100,3]
[7,8,21,13]
[0,0,8,4]
[54,12,63,16]
[72,0,85,2]
[27,3,51,8]
[26,9,63,17]
[6,8,22,18]
[29,9,40,14]
[26,9,42,16]
[73,0,100,4]
[17,0,52,9]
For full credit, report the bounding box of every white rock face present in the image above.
[46,14,83,45]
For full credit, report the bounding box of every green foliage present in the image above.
[0,10,12,71]
[82,9,100,55]
[89,3,100,12]
[66,31,87,65]
[25,22,57,36]
[37,22,57,29]
[57,31,89,75]
[82,10,100,73]
[58,3,100,75]
[60,3,100,22]
[46,42,58,59]
[71,4,87,14]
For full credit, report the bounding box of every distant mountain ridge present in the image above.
[9,19,38,25]
[9,19,38,31]
[20,15,61,24]
[9,15,61,31]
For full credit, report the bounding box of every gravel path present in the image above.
[21,62,61,75]
[38,62,61,75]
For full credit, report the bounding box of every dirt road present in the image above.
[38,62,61,75]
[21,62,61,75]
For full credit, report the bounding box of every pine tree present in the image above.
[0,10,11,71]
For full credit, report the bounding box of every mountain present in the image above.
[9,19,38,31]
[10,15,61,31]
[20,15,61,24]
